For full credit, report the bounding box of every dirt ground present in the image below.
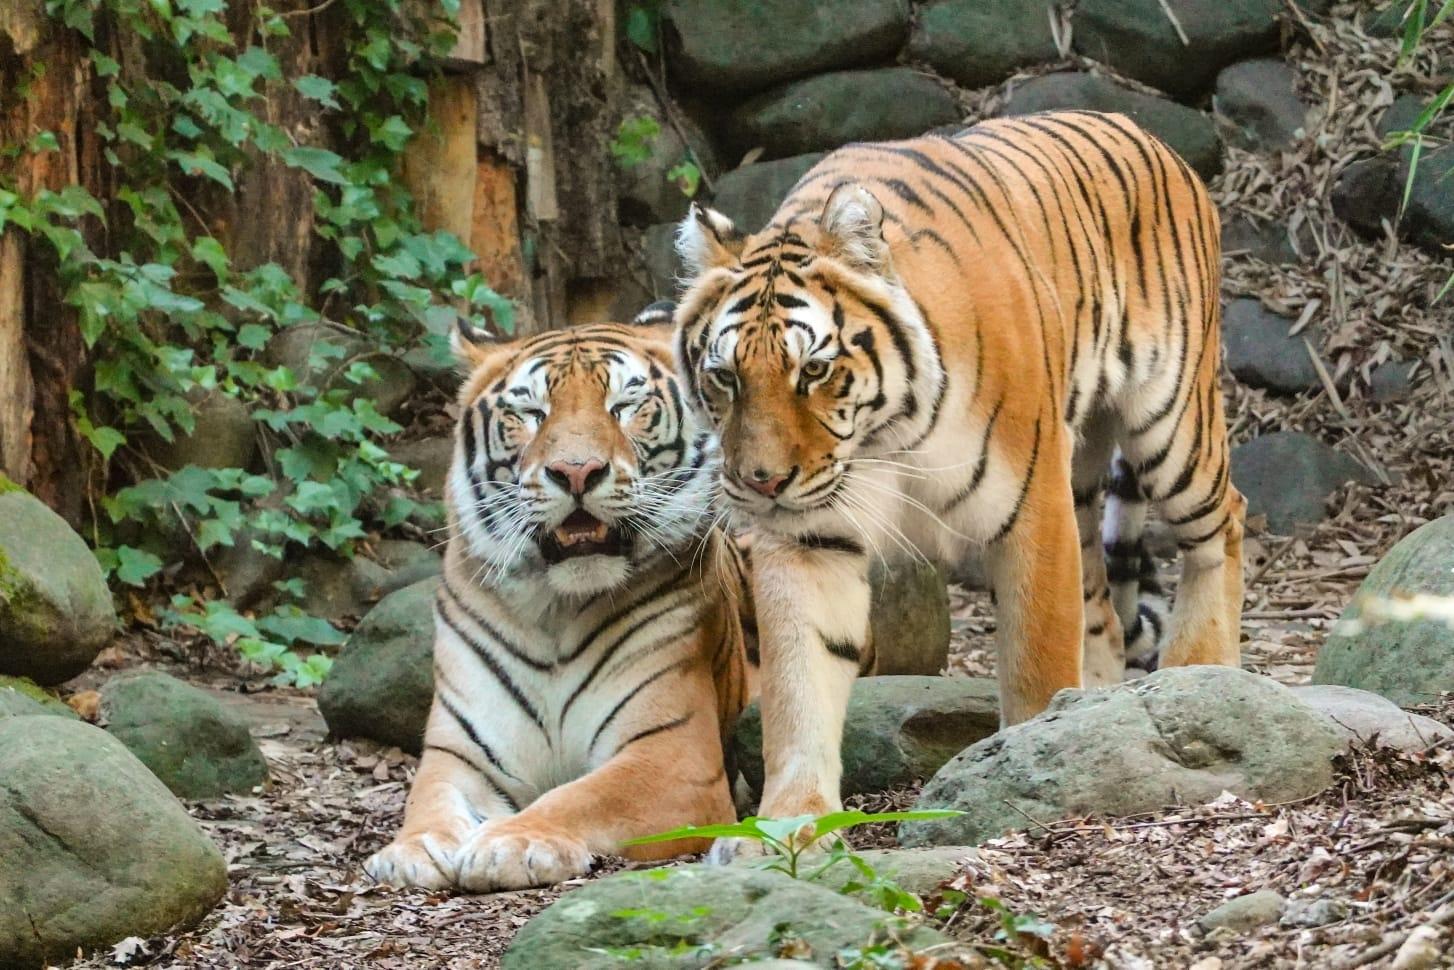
[53,9,1454,970]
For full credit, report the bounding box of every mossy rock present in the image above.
[0,675,79,720]
[0,489,116,686]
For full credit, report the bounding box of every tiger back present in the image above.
[365,311,755,892]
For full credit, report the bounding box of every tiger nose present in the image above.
[744,466,795,498]
[545,458,608,497]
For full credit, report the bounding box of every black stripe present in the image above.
[441,579,552,671]
[437,692,519,783]
[795,533,865,555]
[588,657,691,754]
[437,600,547,734]
[423,743,520,812]
[823,637,861,664]
[616,711,694,754]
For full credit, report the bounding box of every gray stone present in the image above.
[1369,359,1417,403]
[1376,94,1429,140]
[641,222,686,300]
[1331,134,1454,257]
[1369,1,1416,38]
[909,0,1060,88]
[0,675,78,720]
[1398,145,1454,256]
[1331,155,1400,239]
[317,577,438,753]
[291,552,394,622]
[734,676,1000,798]
[213,528,285,609]
[1282,897,1348,928]
[389,435,455,495]
[1292,684,1451,752]
[1223,298,1322,395]
[1214,58,1309,152]
[1199,890,1287,932]
[809,846,976,897]
[149,390,257,472]
[900,667,1344,847]
[1313,515,1454,708]
[727,68,960,161]
[1073,0,1282,99]
[664,0,909,94]
[373,539,442,598]
[100,671,269,799]
[0,718,227,968]
[870,558,951,676]
[1221,216,1299,263]
[0,486,116,685]
[998,73,1224,179]
[263,322,417,418]
[501,863,952,970]
[616,84,720,227]
[1231,432,1378,534]
[710,153,827,235]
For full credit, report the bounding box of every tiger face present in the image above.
[449,318,717,597]
[672,185,941,529]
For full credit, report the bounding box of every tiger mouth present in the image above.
[539,509,629,562]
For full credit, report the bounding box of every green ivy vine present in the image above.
[0,0,508,685]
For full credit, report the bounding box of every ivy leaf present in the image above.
[369,115,413,151]
[167,149,234,189]
[625,5,659,53]
[292,74,339,109]
[115,546,164,586]
[237,323,270,350]
[191,236,229,278]
[282,146,349,185]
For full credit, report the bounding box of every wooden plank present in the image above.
[470,152,527,302]
[445,0,488,68]
[401,75,479,245]
[522,71,559,222]
[0,234,33,484]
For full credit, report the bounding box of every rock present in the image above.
[1282,897,1348,928]
[501,863,952,970]
[99,671,269,799]
[998,73,1224,179]
[809,846,976,896]
[1398,145,1454,255]
[1221,216,1299,263]
[1214,58,1308,152]
[1331,134,1454,256]
[1222,298,1322,395]
[1313,515,1454,707]
[1231,432,1378,534]
[1369,1,1416,38]
[148,390,257,472]
[1199,890,1287,932]
[734,675,1000,798]
[389,436,455,495]
[1376,94,1428,140]
[0,486,116,685]
[1073,0,1282,99]
[291,552,394,622]
[0,675,78,720]
[1331,156,1401,238]
[373,539,442,598]
[212,529,285,609]
[1292,684,1452,752]
[0,718,227,967]
[1369,359,1417,403]
[909,0,1060,88]
[727,68,960,161]
[616,84,720,227]
[900,667,1343,847]
[663,0,909,95]
[869,559,951,676]
[641,222,685,299]
[710,153,827,235]
[317,577,438,753]
[263,322,417,418]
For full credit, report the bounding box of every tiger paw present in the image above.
[365,832,461,890]
[454,818,594,892]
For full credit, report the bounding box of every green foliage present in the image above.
[2,0,504,684]
[611,114,662,168]
[624,1,662,54]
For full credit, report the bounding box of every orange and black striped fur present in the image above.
[365,311,756,891]
[673,111,1245,850]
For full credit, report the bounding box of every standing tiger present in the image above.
[365,311,756,891]
[672,111,1245,857]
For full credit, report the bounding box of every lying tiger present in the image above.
[365,310,756,891]
[672,110,1245,857]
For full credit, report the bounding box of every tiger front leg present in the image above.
[709,536,868,863]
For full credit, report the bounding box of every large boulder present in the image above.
[615,84,720,227]
[1072,0,1282,99]
[726,68,960,161]
[1231,431,1379,533]
[1214,58,1309,153]
[287,552,393,622]
[1313,515,1454,707]
[263,322,417,418]
[663,0,909,95]
[869,559,951,676]
[373,539,442,599]
[900,666,1343,847]
[502,863,954,969]
[389,435,455,496]
[909,0,1060,88]
[1222,298,1322,395]
[1291,684,1451,751]
[734,676,999,798]
[641,222,685,299]
[0,484,116,685]
[317,577,438,753]
[147,390,257,473]
[0,676,78,720]
[710,153,827,235]
[0,718,227,968]
[100,671,269,799]
[997,73,1224,179]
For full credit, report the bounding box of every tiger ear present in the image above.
[676,203,743,275]
[819,182,890,275]
[451,315,503,370]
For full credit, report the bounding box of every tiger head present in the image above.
[448,311,718,597]
[672,184,941,531]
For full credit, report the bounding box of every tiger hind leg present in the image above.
[1072,413,1126,687]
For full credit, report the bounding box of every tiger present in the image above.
[671,110,1245,858]
[364,308,756,892]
